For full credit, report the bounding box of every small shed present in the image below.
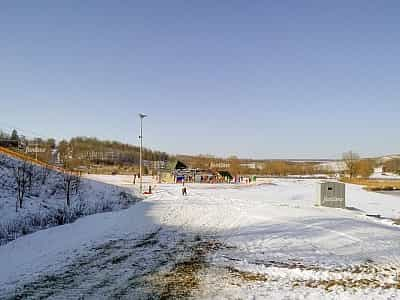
[316,181,345,208]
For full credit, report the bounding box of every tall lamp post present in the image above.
[139,113,147,193]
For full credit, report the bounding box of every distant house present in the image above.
[210,161,231,169]
[255,162,265,170]
[240,162,257,169]
[194,170,216,183]
[143,160,167,170]
[171,160,222,183]
[171,160,191,183]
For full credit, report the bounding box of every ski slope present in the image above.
[1,178,400,299]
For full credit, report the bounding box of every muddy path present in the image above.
[2,228,225,300]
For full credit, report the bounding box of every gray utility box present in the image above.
[316,182,346,208]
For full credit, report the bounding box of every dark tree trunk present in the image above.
[66,180,71,207]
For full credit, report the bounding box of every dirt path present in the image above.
[3,228,225,300]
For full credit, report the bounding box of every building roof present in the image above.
[173,160,188,170]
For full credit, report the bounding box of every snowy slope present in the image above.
[0,153,141,245]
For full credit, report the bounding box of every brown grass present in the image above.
[221,263,400,291]
[340,178,400,191]
[224,266,269,282]
[153,239,224,299]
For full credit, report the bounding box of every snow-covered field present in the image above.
[2,177,400,299]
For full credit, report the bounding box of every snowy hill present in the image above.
[0,153,140,245]
[379,154,400,162]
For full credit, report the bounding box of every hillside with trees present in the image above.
[0,129,169,174]
[383,158,400,175]
[57,137,169,171]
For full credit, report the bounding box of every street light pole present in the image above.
[139,113,147,193]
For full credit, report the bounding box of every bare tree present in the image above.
[61,172,81,207]
[342,151,360,179]
[62,172,73,207]
[40,167,51,185]
[13,161,30,211]
[73,172,81,194]
[26,164,35,193]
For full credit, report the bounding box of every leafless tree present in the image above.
[62,172,73,207]
[40,167,51,185]
[26,165,35,193]
[342,151,360,179]
[13,161,31,211]
[62,172,81,207]
[73,172,81,195]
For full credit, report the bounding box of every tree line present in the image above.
[178,151,380,178]
[58,137,169,169]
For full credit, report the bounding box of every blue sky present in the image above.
[0,1,399,159]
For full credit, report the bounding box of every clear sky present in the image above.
[0,1,399,159]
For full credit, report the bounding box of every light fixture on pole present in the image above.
[138,113,147,193]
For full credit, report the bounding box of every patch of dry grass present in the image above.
[152,239,224,299]
[341,178,400,191]
[224,266,269,282]
[218,262,400,291]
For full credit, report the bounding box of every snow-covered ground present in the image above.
[370,167,400,180]
[2,177,400,299]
